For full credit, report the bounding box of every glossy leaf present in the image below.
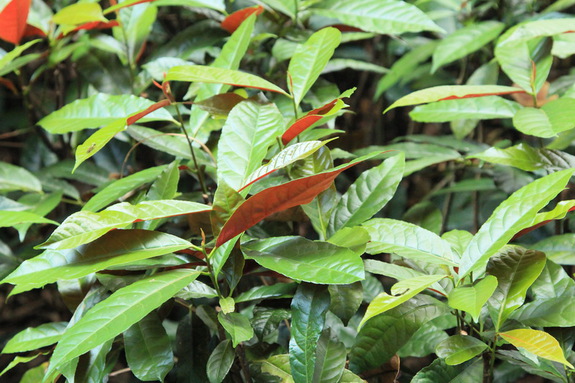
[499,329,574,368]
[39,200,210,250]
[411,358,483,383]
[166,65,288,96]
[281,99,347,145]
[218,312,254,347]
[207,339,234,383]
[242,236,364,284]
[328,153,404,236]
[359,275,446,329]
[0,0,31,44]
[259,354,294,382]
[0,161,42,193]
[221,5,263,33]
[448,275,497,322]
[432,21,504,72]
[350,295,447,373]
[364,218,456,265]
[235,283,297,303]
[312,0,443,35]
[52,2,106,25]
[458,169,574,278]
[45,269,200,376]
[0,211,57,228]
[289,284,330,383]
[287,27,341,106]
[471,143,575,172]
[37,93,174,134]
[436,335,488,365]
[216,154,375,247]
[411,96,520,123]
[384,85,524,113]
[487,246,546,330]
[3,230,194,293]
[2,322,67,353]
[217,102,284,190]
[240,140,330,192]
[313,331,346,383]
[124,312,174,382]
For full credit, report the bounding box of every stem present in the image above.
[174,103,209,197]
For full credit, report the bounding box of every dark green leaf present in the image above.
[235,283,297,303]
[312,330,346,383]
[207,340,235,383]
[328,282,363,325]
[411,358,483,383]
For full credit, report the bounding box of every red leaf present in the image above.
[331,24,364,33]
[221,5,264,33]
[72,20,119,32]
[438,90,524,101]
[0,78,18,94]
[281,99,338,145]
[216,157,368,247]
[22,24,46,39]
[126,99,171,125]
[0,0,32,45]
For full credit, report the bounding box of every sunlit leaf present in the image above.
[52,2,107,25]
[0,161,42,193]
[448,275,497,322]
[0,211,58,228]
[499,329,574,368]
[513,98,575,138]
[2,322,67,353]
[410,96,520,123]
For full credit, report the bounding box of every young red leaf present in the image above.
[0,0,32,45]
[221,5,264,33]
[281,99,338,144]
[216,154,376,247]
[71,20,119,32]
[126,99,171,126]
[22,24,46,39]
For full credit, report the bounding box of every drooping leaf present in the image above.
[312,0,443,36]
[436,335,488,365]
[312,330,346,383]
[2,322,68,353]
[124,312,173,382]
[487,246,546,330]
[221,5,263,33]
[287,27,341,107]
[328,153,404,236]
[448,275,498,322]
[207,339,235,383]
[350,295,447,373]
[217,102,284,190]
[3,230,194,294]
[242,237,364,284]
[45,270,200,377]
[37,93,174,134]
[166,65,288,96]
[470,143,575,172]
[0,353,47,377]
[499,329,574,368]
[39,200,210,250]
[0,0,31,44]
[458,169,573,278]
[359,275,446,329]
[0,211,58,228]
[384,85,524,113]
[216,154,376,247]
[410,96,520,123]
[218,312,254,347]
[432,21,505,72]
[289,284,330,383]
[0,161,42,193]
[363,218,456,265]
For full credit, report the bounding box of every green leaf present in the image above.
[287,27,341,107]
[235,283,297,303]
[0,353,47,377]
[470,143,575,172]
[166,65,288,96]
[487,246,546,330]
[74,119,127,171]
[0,162,42,193]
[328,282,363,325]
[312,0,443,36]
[209,236,240,280]
[364,259,426,280]
[38,93,174,134]
[114,1,156,64]
[458,169,574,278]
[259,354,294,383]
[350,295,447,373]
[499,329,574,369]
[410,96,520,123]
[411,358,483,383]
[432,21,504,72]
[530,260,575,299]
[312,330,346,383]
[327,226,370,255]
[513,98,575,138]
[328,153,404,236]
[512,296,575,327]
[289,284,330,383]
[217,102,284,190]
[82,165,167,212]
[242,237,364,285]
[363,218,456,265]
[340,369,366,383]
[74,338,114,383]
[384,85,523,113]
[218,312,254,347]
[207,340,235,383]
[2,322,68,354]
[146,161,180,201]
[531,234,575,265]
[124,312,174,382]
[448,275,498,322]
[39,200,210,250]
[3,230,194,294]
[0,40,40,73]
[45,269,200,376]
[359,275,446,329]
[211,179,244,238]
[436,335,488,365]
[0,211,58,228]
[252,307,291,342]
[52,2,107,25]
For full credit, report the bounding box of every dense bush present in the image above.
[2,0,575,382]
